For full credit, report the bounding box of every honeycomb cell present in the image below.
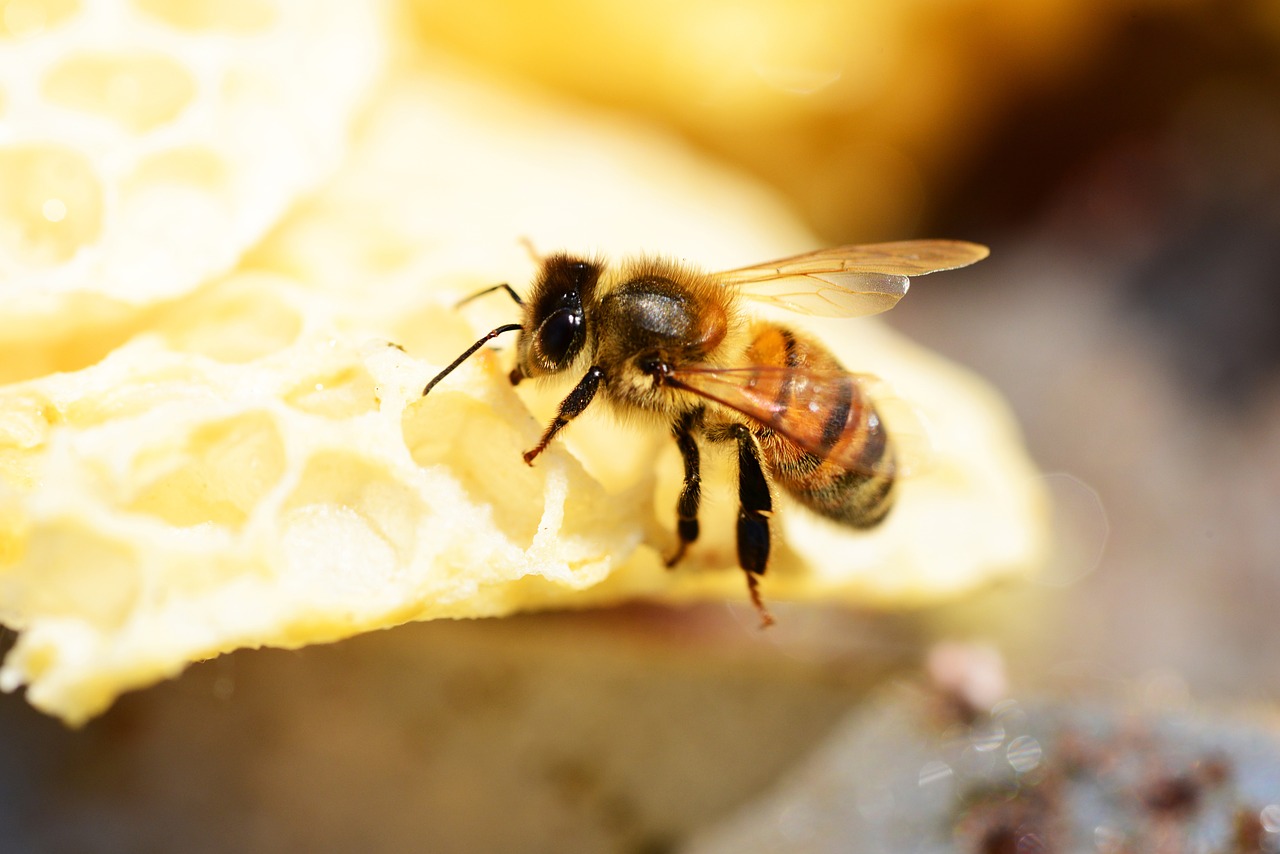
[127,147,228,194]
[5,522,141,630]
[133,0,275,32]
[284,366,379,419]
[61,365,211,428]
[280,452,423,583]
[281,453,422,561]
[0,391,56,492]
[404,393,546,550]
[0,0,79,39]
[0,391,55,451]
[42,52,197,135]
[0,145,103,269]
[0,295,154,386]
[127,412,287,529]
[155,273,304,363]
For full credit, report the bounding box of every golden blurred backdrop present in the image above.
[407,0,1280,243]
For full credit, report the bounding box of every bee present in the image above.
[422,240,989,625]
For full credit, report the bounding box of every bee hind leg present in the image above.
[664,410,703,568]
[744,575,772,629]
[729,424,775,628]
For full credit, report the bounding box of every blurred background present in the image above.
[4,0,1280,850]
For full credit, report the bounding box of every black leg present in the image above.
[665,409,703,568]
[523,367,606,466]
[422,323,524,396]
[731,424,775,627]
[456,283,524,308]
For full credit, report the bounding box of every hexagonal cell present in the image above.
[41,51,197,135]
[0,390,58,493]
[284,366,380,420]
[61,364,213,428]
[133,0,275,32]
[127,412,287,529]
[403,393,546,550]
[5,521,142,630]
[0,0,80,39]
[154,273,304,363]
[0,390,56,451]
[279,452,423,586]
[127,146,229,194]
[0,144,103,268]
[0,293,162,389]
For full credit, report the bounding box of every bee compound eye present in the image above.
[538,308,581,366]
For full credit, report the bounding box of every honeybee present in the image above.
[422,240,989,625]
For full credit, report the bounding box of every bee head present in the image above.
[516,254,601,379]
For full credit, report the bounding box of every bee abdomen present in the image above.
[769,423,897,528]
[745,322,897,528]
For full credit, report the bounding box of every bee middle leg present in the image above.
[665,409,704,568]
[709,423,775,628]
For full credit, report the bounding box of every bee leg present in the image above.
[665,409,703,568]
[730,424,775,628]
[523,366,606,466]
[456,283,523,308]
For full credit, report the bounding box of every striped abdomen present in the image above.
[741,322,896,528]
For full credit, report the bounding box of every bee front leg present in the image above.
[729,424,775,628]
[523,366,605,466]
[665,409,704,568]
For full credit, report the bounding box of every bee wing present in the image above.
[716,240,989,318]
[666,366,931,477]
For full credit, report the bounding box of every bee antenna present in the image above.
[422,323,524,396]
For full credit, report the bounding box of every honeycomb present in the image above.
[0,0,382,382]
[0,22,1046,724]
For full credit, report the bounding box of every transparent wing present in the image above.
[666,366,931,477]
[716,240,989,318]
